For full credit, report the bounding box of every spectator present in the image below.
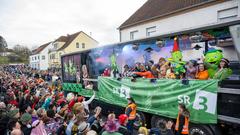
[118,114,131,135]
[122,65,130,77]
[195,63,209,80]
[7,118,21,134]
[133,64,154,79]
[82,91,96,114]
[185,60,197,79]
[158,57,167,68]
[213,58,232,80]
[150,121,174,135]
[20,113,32,135]
[71,113,86,135]
[45,109,61,135]
[7,109,20,119]
[31,119,47,135]
[78,121,90,135]
[10,129,22,135]
[65,112,76,135]
[138,126,148,135]
[102,113,122,135]
[86,130,97,135]
[166,67,176,79]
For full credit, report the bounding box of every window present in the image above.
[38,56,40,60]
[146,26,156,37]
[82,43,85,49]
[52,54,55,59]
[42,55,45,60]
[54,43,58,49]
[76,42,79,48]
[35,56,36,60]
[130,30,138,40]
[32,57,34,60]
[51,54,55,59]
[218,7,238,22]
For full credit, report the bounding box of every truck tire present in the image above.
[189,124,214,135]
[151,115,169,135]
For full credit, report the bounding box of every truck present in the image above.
[61,24,240,135]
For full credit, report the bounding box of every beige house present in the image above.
[48,31,98,68]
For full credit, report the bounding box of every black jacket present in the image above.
[21,124,32,135]
[118,125,131,135]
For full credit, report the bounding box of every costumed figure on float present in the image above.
[168,37,186,79]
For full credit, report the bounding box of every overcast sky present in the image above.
[0,0,147,49]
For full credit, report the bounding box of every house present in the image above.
[119,0,240,42]
[29,42,51,70]
[48,31,99,68]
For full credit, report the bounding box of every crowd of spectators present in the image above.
[0,65,177,135]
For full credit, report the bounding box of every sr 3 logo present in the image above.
[193,90,217,114]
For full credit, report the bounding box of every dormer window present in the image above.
[76,42,80,48]
[54,43,58,49]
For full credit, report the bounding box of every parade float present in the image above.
[61,26,240,135]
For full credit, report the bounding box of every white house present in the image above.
[119,0,240,42]
[118,0,240,61]
[29,42,52,70]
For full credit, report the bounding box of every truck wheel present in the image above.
[189,124,214,135]
[133,111,146,128]
[151,115,168,135]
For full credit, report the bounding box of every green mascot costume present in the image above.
[168,37,186,78]
[110,52,119,78]
[204,48,223,78]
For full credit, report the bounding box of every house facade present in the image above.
[48,36,68,68]
[118,0,240,61]
[119,0,240,42]
[29,42,51,70]
[48,31,98,68]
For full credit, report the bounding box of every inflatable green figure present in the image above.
[68,60,77,76]
[168,38,186,76]
[64,63,68,73]
[110,52,119,78]
[204,49,223,78]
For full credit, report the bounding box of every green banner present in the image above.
[63,77,218,124]
[97,77,218,124]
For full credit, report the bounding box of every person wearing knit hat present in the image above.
[8,109,20,119]
[20,113,32,135]
[20,113,32,125]
[118,114,131,135]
